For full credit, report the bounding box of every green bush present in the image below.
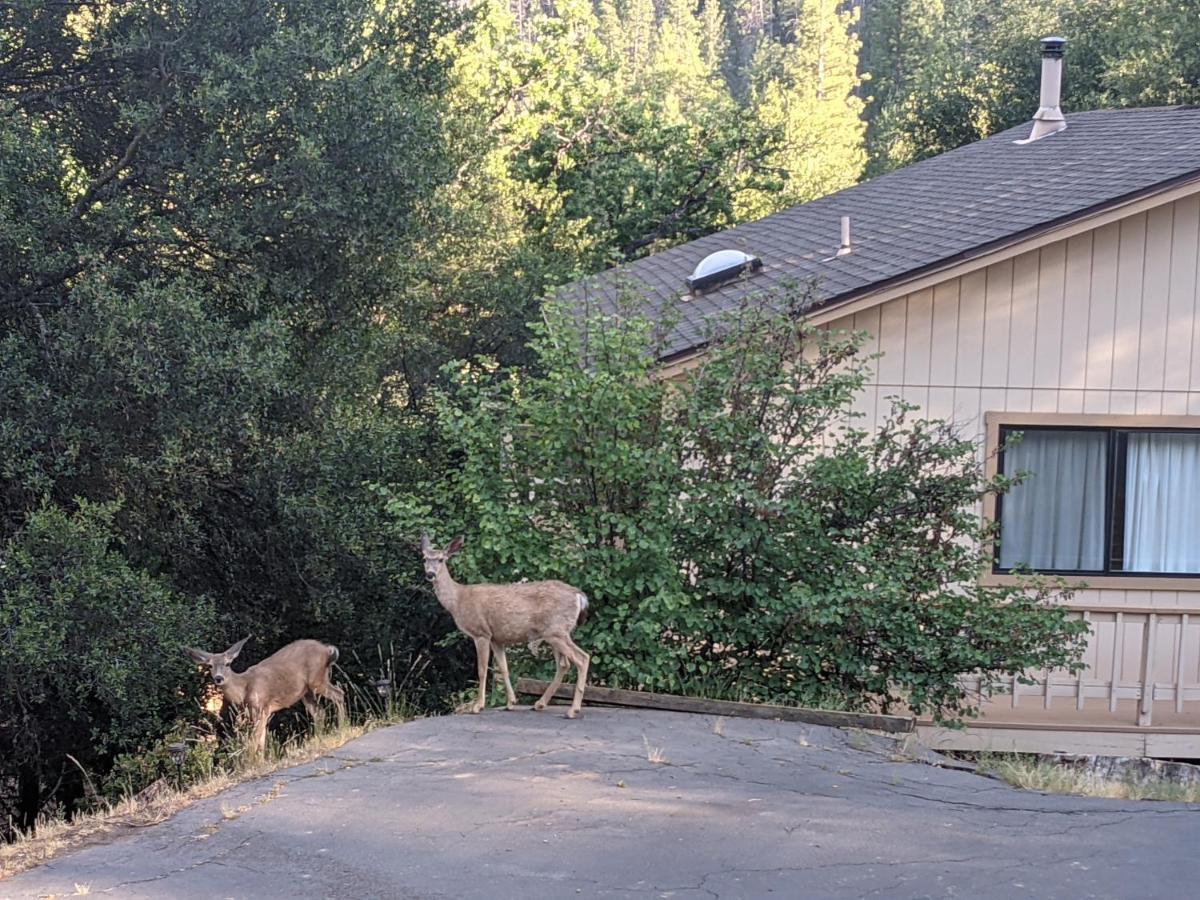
[100,721,229,805]
[380,288,1088,723]
[0,502,213,831]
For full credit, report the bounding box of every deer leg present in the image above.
[324,682,346,728]
[533,650,570,711]
[250,713,269,759]
[491,644,518,710]
[302,693,325,734]
[564,637,590,719]
[313,675,346,729]
[471,636,491,714]
[543,635,589,718]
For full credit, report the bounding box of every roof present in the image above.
[564,106,1200,362]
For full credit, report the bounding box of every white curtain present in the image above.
[1123,433,1200,573]
[999,430,1108,572]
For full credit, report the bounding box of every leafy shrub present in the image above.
[100,722,229,805]
[0,502,213,832]
[380,289,1088,723]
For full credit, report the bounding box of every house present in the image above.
[567,39,1200,757]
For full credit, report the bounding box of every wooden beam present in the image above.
[918,725,1151,757]
[515,679,915,734]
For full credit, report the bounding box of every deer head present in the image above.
[184,636,250,686]
[420,533,464,582]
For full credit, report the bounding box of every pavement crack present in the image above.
[103,835,254,892]
[884,786,1196,817]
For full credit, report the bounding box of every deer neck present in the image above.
[218,670,251,708]
[432,565,463,615]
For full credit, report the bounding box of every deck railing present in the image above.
[961,607,1200,727]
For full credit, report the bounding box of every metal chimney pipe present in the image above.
[837,215,852,256]
[1020,37,1067,143]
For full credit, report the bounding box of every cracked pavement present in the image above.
[2,708,1198,899]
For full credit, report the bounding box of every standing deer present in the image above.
[184,637,346,756]
[420,534,590,718]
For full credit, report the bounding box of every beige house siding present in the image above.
[839,194,1200,429]
[822,193,1200,747]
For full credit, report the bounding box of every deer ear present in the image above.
[420,533,432,554]
[223,636,249,662]
[447,535,465,556]
[184,647,210,664]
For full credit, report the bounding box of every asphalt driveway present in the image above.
[3,707,1197,899]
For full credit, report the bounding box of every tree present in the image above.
[0,0,473,829]
[1063,0,1200,110]
[858,0,1200,175]
[443,0,796,269]
[740,0,866,218]
[383,290,1088,723]
[859,0,946,173]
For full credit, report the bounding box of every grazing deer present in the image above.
[184,638,346,756]
[420,534,590,718]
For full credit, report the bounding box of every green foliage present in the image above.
[100,720,230,805]
[0,0,474,833]
[860,0,1200,174]
[0,502,211,828]
[384,291,1087,724]
[739,0,866,218]
[442,0,866,271]
[1064,0,1200,109]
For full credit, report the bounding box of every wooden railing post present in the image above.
[1076,611,1090,711]
[1138,613,1158,727]
[1176,614,1189,715]
[1109,611,1124,714]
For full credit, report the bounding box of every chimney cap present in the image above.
[1041,36,1066,58]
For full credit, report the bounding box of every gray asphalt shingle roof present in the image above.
[564,106,1200,361]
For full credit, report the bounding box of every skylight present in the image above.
[685,249,762,294]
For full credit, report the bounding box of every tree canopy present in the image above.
[861,0,1200,173]
[1,0,467,832]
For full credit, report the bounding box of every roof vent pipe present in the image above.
[1018,37,1067,143]
[837,216,852,256]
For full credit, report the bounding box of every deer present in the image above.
[183,637,346,757]
[420,533,590,718]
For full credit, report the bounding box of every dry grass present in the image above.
[887,733,923,763]
[845,730,873,752]
[979,754,1200,803]
[642,735,669,764]
[0,720,397,882]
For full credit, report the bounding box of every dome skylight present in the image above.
[686,249,763,294]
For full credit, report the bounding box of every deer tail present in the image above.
[328,644,339,666]
[575,592,589,627]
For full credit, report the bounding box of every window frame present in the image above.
[982,412,1200,590]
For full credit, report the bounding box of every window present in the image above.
[995,425,1200,577]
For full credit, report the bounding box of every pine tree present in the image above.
[858,0,949,174]
[739,0,866,218]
